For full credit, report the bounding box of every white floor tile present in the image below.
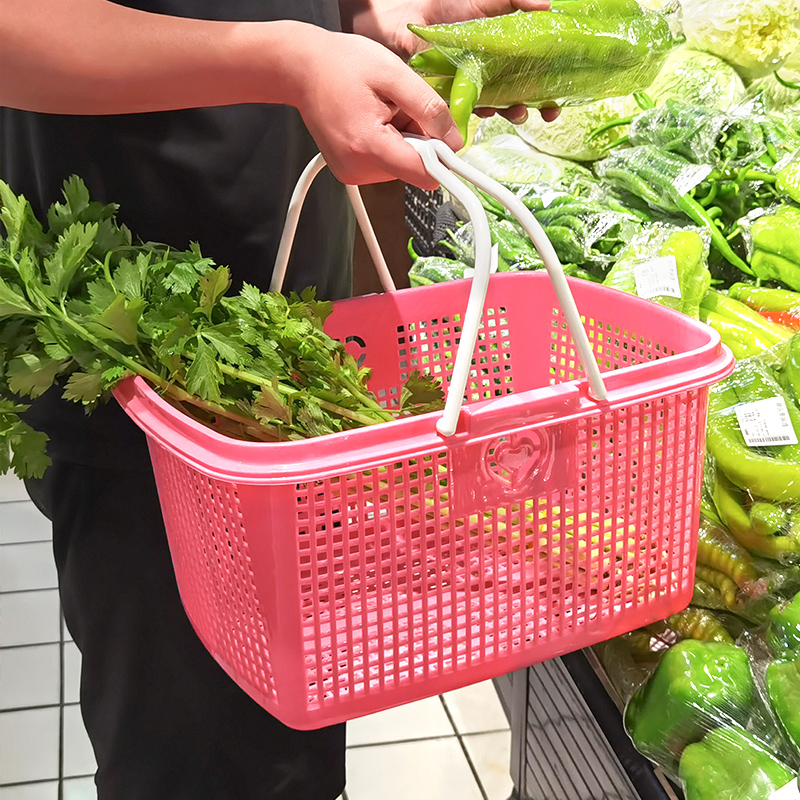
[463,731,514,800]
[63,776,98,800]
[346,738,484,800]
[0,502,51,545]
[0,707,60,783]
[0,475,28,504]
[0,590,61,647]
[0,644,60,710]
[0,542,58,592]
[347,696,454,746]
[63,704,97,778]
[0,782,59,800]
[442,680,510,735]
[64,641,82,705]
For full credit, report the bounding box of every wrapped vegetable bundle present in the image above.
[408,0,683,139]
[602,224,711,318]
[742,206,800,290]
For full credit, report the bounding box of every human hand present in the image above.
[293,27,462,189]
[340,1,559,124]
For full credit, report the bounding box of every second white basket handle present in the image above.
[270,156,396,294]
[411,138,608,407]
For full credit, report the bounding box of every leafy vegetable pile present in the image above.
[0,179,442,479]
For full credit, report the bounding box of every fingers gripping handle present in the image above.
[269,137,606,440]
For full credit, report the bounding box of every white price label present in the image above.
[735,396,799,447]
[771,779,800,800]
[633,255,682,300]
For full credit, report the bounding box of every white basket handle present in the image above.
[269,137,607,438]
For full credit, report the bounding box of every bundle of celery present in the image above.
[0,178,443,479]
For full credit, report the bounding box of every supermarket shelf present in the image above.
[495,653,680,800]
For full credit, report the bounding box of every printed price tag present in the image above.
[464,243,500,280]
[735,396,799,447]
[633,255,682,299]
[771,779,800,800]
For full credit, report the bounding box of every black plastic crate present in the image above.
[404,184,459,259]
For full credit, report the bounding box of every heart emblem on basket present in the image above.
[486,431,555,493]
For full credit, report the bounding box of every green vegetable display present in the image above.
[625,639,755,774]
[679,726,796,800]
[409,0,682,139]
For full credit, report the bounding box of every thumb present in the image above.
[376,70,463,151]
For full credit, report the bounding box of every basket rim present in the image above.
[113,273,734,484]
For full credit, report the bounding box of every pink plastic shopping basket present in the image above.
[114,138,734,729]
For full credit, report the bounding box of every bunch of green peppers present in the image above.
[706,356,800,563]
[408,0,682,140]
[594,145,756,275]
[603,226,710,318]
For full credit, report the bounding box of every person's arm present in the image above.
[0,0,460,187]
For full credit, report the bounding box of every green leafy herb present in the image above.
[0,178,445,478]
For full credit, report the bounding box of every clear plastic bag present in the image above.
[603,224,710,317]
[408,1,684,136]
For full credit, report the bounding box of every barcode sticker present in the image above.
[464,243,500,280]
[771,779,800,800]
[633,255,681,299]
[735,396,799,447]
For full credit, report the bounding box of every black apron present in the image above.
[2,3,352,798]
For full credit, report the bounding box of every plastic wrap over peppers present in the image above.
[591,345,800,799]
[407,0,685,139]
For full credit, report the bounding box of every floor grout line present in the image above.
[58,612,66,798]
[0,586,60,596]
[0,539,54,546]
[438,696,490,800]
[0,640,62,650]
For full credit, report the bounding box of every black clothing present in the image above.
[3,2,352,798]
[26,460,347,800]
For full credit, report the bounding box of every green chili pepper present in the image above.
[679,726,796,800]
[729,284,800,315]
[625,640,754,775]
[409,48,458,76]
[766,656,800,752]
[595,146,753,275]
[712,471,800,559]
[692,578,729,612]
[666,607,735,644]
[697,519,760,591]
[701,291,792,347]
[699,309,777,359]
[768,591,800,655]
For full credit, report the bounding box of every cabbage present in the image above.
[458,135,597,190]
[514,96,639,163]
[646,47,747,110]
[747,47,800,112]
[680,0,800,80]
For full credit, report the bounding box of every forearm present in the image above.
[0,0,320,114]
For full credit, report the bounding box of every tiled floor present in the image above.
[0,472,514,800]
